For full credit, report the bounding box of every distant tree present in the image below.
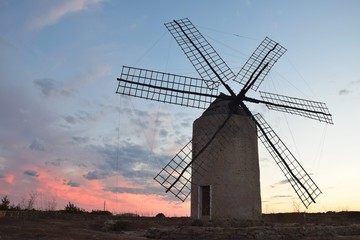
[18,192,39,210]
[19,195,27,210]
[44,196,57,211]
[26,192,38,210]
[0,196,10,210]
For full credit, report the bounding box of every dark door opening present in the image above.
[201,185,210,217]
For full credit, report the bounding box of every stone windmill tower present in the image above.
[191,97,261,220]
[116,18,333,220]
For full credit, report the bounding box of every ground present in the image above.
[0,211,360,239]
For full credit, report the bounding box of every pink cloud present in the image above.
[0,164,189,216]
[0,137,190,216]
[5,175,14,184]
[27,0,106,30]
[30,169,189,216]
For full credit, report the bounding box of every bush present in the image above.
[155,213,166,218]
[117,212,140,217]
[91,210,112,216]
[64,202,85,213]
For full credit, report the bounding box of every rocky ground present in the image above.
[0,211,360,239]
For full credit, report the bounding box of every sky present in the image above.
[0,0,360,216]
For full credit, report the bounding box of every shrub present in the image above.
[64,202,85,213]
[117,212,140,217]
[91,210,112,216]
[155,213,166,218]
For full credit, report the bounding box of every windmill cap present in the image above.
[201,93,246,117]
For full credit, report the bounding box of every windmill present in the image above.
[116,18,333,220]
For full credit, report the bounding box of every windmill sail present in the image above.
[259,91,333,124]
[254,113,322,208]
[117,66,218,109]
[165,18,235,90]
[234,37,287,92]
[154,140,193,201]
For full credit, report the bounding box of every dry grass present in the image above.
[0,211,360,239]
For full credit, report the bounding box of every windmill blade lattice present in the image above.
[117,66,218,109]
[165,18,235,90]
[259,91,333,124]
[235,37,287,92]
[254,113,322,208]
[154,140,193,201]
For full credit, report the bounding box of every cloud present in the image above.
[339,79,360,96]
[83,170,108,180]
[94,141,171,184]
[103,185,163,195]
[27,0,106,30]
[72,136,89,144]
[66,180,80,187]
[29,139,46,151]
[159,129,168,137]
[180,118,192,128]
[339,89,351,95]
[133,109,148,117]
[174,135,191,146]
[63,111,96,125]
[33,78,72,97]
[273,173,313,187]
[24,170,39,177]
[64,115,77,124]
[5,175,15,184]
[276,179,292,185]
[77,110,95,122]
[46,158,67,166]
[33,78,58,97]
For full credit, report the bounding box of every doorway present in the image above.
[200,185,211,217]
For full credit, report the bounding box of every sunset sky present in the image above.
[1,0,360,216]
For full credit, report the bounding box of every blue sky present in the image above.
[0,0,359,215]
